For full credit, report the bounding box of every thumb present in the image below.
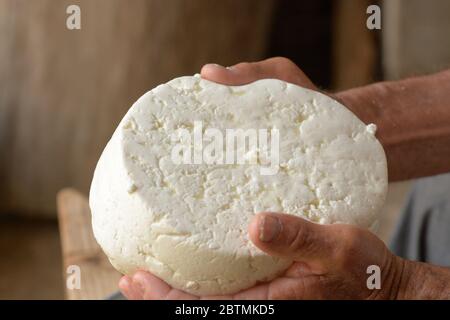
[249,212,341,265]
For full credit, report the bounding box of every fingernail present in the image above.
[118,276,131,294]
[259,214,282,242]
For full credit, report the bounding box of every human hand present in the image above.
[119,212,406,299]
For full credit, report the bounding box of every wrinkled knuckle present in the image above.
[343,228,363,252]
[334,226,365,267]
[286,222,312,253]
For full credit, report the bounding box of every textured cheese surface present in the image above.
[89,76,388,295]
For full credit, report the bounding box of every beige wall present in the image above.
[0,0,274,217]
[383,0,450,80]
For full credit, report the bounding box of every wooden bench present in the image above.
[56,188,121,299]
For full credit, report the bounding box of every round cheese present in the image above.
[89,75,388,296]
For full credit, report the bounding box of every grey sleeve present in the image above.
[390,173,450,267]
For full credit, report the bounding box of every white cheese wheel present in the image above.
[89,75,387,295]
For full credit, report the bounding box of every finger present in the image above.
[202,277,303,300]
[132,271,198,300]
[201,57,316,89]
[229,275,320,300]
[132,271,170,299]
[231,57,316,89]
[232,283,270,300]
[200,64,237,85]
[248,212,338,266]
[119,275,141,300]
[199,282,270,300]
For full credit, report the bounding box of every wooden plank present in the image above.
[332,0,378,90]
[57,188,121,300]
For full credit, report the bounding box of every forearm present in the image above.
[335,70,450,181]
[396,258,450,299]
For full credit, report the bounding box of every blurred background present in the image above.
[0,0,449,299]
